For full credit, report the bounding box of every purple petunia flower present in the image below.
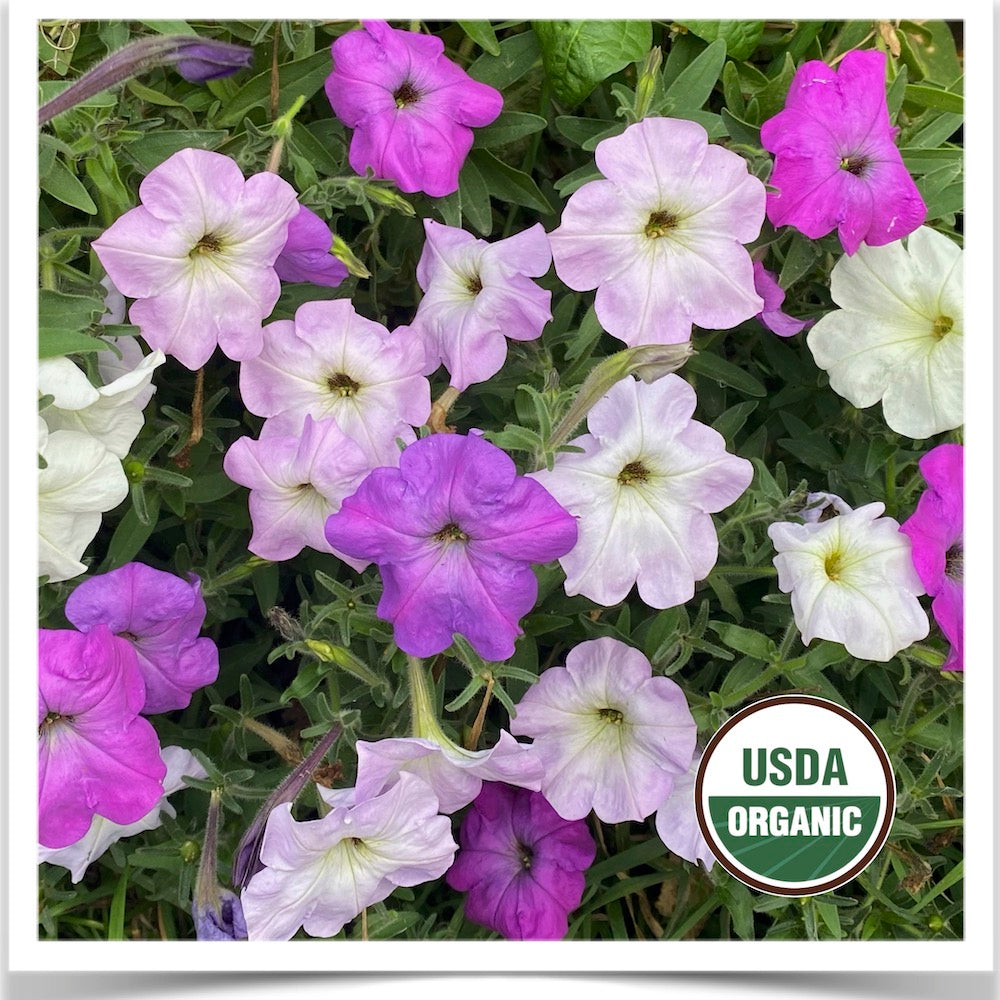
[274,205,348,288]
[324,20,503,197]
[39,626,166,849]
[900,444,963,671]
[92,148,299,370]
[65,562,219,714]
[760,49,926,256]
[407,220,552,391]
[446,782,595,940]
[324,433,577,660]
[752,261,811,337]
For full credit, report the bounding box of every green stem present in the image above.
[406,655,449,743]
[711,564,778,578]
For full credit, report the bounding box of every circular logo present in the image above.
[695,695,895,896]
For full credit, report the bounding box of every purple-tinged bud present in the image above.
[172,40,254,82]
[274,205,348,288]
[192,788,248,941]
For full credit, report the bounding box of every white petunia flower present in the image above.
[38,747,207,883]
[807,226,962,439]
[38,419,129,583]
[768,499,929,661]
[531,374,753,608]
[39,349,165,459]
[241,771,456,940]
[654,750,715,870]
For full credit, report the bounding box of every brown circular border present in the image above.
[694,694,896,896]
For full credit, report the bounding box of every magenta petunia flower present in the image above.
[760,49,926,256]
[223,413,376,567]
[274,204,348,288]
[408,220,552,391]
[549,116,765,347]
[324,432,577,660]
[324,20,502,197]
[64,562,219,714]
[900,443,963,671]
[39,626,166,849]
[92,148,299,370]
[239,299,430,467]
[752,260,811,337]
[446,783,595,940]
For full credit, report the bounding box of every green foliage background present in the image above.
[38,18,964,943]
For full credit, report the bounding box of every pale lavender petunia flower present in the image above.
[761,49,926,255]
[274,204,348,288]
[239,299,430,466]
[65,562,219,714]
[39,746,207,882]
[531,375,753,608]
[446,783,596,940]
[549,117,765,347]
[511,637,697,824]
[242,771,456,940]
[324,433,577,660]
[325,20,502,197]
[408,220,552,391]
[752,261,811,337]
[654,750,715,870]
[92,148,299,370]
[223,413,377,567]
[39,626,166,849]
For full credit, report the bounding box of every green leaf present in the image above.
[898,20,962,86]
[39,329,111,358]
[904,84,963,115]
[468,30,541,90]
[216,50,331,127]
[663,38,726,111]
[126,78,186,107]
[457,156,493,235]
[532,20,651,107]
[553,115,618,147]
[754,52,796,122]
[121,130,229,173]
[711,400,758,444]
[469,150,553,214]
[686,352,767,398]
[458,20,501,57]
[720,107,761,147]
[778,233,822,289]
[107,867,129,941]
[473,111,547,149]
[710,622,776,661]
[39,289,105,333]
[100,495,162,571]
[138,20,197,35]
[678,21,765,62]
[40,157,97,214]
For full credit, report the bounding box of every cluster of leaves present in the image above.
[38,18,963,943]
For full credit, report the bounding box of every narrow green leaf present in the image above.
[216,50,331,127]
[663,38,726,111]
[39,329,111,358]
[904,84,963,114]
[40,158,97,214]
[107,866,129,940]
[468,30,541,90]
[678,21,765,62]
[458,20,501,57]
[686,352,767,398]
[473,111,547,149]
[469,149,553,214]
[458,156,493,235]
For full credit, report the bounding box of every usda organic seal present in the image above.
[695,695,895,896]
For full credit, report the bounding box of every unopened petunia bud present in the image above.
[192,789,248,941]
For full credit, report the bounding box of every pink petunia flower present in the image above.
[274,204,348,288]
[64,562,219,714]
[900,443,963,671]
[92,148,299,370]
[760,49,926,256]
[408,220,552,391]
[653,750,715,869]
[549,116,765,347]
[446,783,596,940]
[38,626,166,849]
[324,432,577,660]
[752,260,811,337]
[324,20,502,197]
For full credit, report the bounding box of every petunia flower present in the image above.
[92,148,299,370]
[760,49,926,255]
[531,375,753,608]
[768,498,929,661]
[446,783,596,940]
[510,637,697,824]
[39,746,206,882]
[324,20,502,197]
[223,413,376,566]
[241,771,456,940]
[274,204,348,288]
[38,419,129,583]
[807,226,962,439]
[64,561,219,714]
[38,625,166,849]
[752,260,811,337]
[548,116,765,347]
[324,432,577,660]
[900,443,963,671]
[653,750,715,870]
[407,220,552,391]
[239,298,430,466]
[38,349,164,459]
